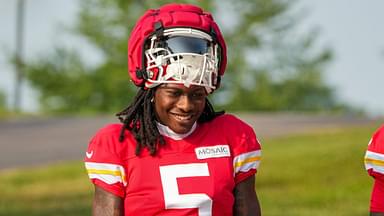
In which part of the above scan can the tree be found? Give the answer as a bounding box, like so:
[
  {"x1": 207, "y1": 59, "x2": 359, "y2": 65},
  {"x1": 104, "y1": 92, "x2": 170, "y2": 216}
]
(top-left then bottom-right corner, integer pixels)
[
  {"x1": 212, "y1": 0, "x2": 342, "y2": 112},
  {"x1": 0, "y1": 91, "x2": 7, "y2": 114},
  {"x1": 24, "y1": 0, "x2": 346, "y2": 114}
]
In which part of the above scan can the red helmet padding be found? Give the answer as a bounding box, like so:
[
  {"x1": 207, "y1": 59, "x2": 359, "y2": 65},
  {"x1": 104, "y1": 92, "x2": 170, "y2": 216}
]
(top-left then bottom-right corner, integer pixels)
[{"x1": 128, "y1": 3, "x2": 227, "y2": 86}]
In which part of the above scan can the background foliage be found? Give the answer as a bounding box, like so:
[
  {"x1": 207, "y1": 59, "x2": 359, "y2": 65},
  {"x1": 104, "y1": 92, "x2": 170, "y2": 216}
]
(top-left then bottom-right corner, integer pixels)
[
  {"x1": 24, "y1": 0, "x2": 348, "y2": 114},
  {"x1": 0, "y1": 91, "x2": 7, "y2": 114}
]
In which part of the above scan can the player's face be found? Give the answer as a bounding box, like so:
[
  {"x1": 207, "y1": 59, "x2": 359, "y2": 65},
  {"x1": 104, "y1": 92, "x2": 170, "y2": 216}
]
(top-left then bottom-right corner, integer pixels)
[{"x1": 154, "y1": 84, "x2": 207, "y2": 134}]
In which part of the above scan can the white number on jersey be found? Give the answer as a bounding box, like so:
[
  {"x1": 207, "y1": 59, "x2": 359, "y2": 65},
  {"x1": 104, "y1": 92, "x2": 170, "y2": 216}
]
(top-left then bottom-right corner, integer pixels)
[{"x1": 159, "y1": 163, "x2": 212, "y2": 216}]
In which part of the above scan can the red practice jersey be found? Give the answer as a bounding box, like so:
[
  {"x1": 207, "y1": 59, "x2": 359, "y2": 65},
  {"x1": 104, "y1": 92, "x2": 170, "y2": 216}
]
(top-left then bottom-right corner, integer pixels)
[
  {"x1": 365, "y1": 125, "x2": 384, "y2": 212},
  {"x1": 84, "y1": 114, "x2": 261, "y2": 216}
]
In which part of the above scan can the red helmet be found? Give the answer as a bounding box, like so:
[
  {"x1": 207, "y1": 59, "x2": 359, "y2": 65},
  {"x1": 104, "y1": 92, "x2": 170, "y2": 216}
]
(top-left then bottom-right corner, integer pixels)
[{"x1": 128, "y1": 3, "x2": 227, "y2": 92}]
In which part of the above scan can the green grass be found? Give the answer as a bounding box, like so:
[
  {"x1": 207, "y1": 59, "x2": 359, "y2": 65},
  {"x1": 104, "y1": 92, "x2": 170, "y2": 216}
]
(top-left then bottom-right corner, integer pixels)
[
  {"x1": 0, "y1": 125, "x2": 379, "y2": 215},
  {"x1": 0, "y1": 161, "x2": 92, "y2": 216},
  {"x1": 257, "y1": 125, "x2": 378, "y2": 215}
]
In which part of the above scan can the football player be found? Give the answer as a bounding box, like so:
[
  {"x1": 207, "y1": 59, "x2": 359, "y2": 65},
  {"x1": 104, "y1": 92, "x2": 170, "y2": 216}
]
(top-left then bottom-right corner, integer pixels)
[
  {"x1": 85, "y1": 3, "x2": 262, "y2": 216},
  {"x1": 365, "y1": 125, "x2": 384, "y2": 215}
]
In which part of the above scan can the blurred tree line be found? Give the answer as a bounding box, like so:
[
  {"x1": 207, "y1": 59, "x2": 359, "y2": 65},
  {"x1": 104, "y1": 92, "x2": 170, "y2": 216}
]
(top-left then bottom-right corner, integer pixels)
[
  {"x1": 23, "y1": 0, "x2": 350, "y2": 114},
  {"x1": 0, "y1": 91, "x2": 6, "y2": 113}
]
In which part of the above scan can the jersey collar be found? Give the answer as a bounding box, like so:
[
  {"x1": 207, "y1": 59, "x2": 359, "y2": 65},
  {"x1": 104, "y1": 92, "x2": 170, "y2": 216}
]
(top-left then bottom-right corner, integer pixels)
[{"x1": 156, "y1": 121, "x2": 197, "y2": 140}]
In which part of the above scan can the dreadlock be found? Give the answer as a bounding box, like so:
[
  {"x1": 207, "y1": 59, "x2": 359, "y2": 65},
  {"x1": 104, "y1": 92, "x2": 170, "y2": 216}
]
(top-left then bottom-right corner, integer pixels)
[{"x1": 116, "y1": 88, "x2": 224, "y2": 156}]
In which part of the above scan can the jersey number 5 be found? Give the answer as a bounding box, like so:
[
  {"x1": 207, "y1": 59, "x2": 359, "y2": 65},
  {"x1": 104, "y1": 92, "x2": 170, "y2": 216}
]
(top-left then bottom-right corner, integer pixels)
[{"x1": 159, "y1": 163, "x2": 212, "y2": 216}]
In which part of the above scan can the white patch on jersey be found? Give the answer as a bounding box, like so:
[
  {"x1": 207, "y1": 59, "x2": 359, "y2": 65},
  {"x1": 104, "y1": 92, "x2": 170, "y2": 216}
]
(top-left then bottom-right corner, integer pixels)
[
  {"x1": 195, "y1": 145, "x2": 231, "y2": 159},
  {"x1": 86, "y1": 150, "x2": 94, "y2": 159}
]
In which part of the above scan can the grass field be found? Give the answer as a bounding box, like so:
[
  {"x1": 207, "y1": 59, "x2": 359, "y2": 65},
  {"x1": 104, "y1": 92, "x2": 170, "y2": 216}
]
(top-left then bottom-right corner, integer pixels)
[
  {"x1": 257, "y1": 125, "x2": 377, "y2": 215},
  {"x1": 0, "y1": 124, "x2": 379, "y2": 215}
]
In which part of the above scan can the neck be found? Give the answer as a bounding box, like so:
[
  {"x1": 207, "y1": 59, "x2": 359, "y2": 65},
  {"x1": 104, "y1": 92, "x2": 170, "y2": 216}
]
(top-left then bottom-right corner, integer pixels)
[{"x1": 156, "y1": 122, "x2": 197, "y2": 140}]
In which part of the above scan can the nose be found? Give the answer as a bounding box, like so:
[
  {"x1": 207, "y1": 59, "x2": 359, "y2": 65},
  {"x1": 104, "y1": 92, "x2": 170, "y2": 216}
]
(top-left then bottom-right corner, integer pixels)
[{"x1": 176, "y1": 95, "x2": 194, "y2": 112}]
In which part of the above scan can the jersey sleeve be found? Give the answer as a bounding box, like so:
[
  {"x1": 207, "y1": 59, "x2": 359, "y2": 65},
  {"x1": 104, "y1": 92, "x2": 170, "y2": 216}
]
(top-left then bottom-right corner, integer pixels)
[
  {"x1": 84, "y1": 124, "x2": 127, "y2": 198},
  {"x1": 365, "y1": 125, "x2": 384, "y2": 180},
  {"x1": 225, "y1": 115, "x2": 262, "y2": 184},
  {"x1": 365, "y1": 125, "x2": 384, "y2": 212}
]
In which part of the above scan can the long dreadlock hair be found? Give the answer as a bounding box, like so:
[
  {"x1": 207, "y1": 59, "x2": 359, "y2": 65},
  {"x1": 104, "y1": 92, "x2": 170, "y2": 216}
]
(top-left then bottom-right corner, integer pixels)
[{"x1": 116, "y1": 87, "x2": 224, "y2": 156}]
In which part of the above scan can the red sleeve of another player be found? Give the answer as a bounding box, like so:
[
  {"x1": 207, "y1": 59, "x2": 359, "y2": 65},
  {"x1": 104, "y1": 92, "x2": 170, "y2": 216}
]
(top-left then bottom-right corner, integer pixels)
[
  {"x1": 84, "y1": 124, "x2": 127, "y2": 198},
  {"x1": 365, "y1": 125, "x2": 384, "y2": 180},
  {"x1": 370, "y1": 178, "x2": 384, "y2": 212},
  {"x1": 227, "y1": 116, "x2": 262, "y2": 185},
  {"x1": 365, "y1": 125, "x2": 384, "y2": 212}
]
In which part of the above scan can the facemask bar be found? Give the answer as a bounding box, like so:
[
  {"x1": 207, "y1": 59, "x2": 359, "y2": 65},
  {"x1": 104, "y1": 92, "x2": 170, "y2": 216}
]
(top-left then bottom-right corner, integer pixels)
[{"x1": 144, "y1": 28, "x2": 220, "y2": 93}]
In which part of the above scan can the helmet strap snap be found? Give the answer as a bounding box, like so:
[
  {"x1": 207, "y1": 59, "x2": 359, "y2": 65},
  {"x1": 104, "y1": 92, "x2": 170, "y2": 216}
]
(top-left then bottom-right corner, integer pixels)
[{"x1": 154, "y1": 21, "x2": 164, "y2": 38}]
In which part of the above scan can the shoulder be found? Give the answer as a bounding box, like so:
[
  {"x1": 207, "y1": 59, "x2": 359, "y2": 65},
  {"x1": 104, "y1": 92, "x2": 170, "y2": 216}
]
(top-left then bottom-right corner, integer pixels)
[
  {"x1": 373, "y1": 125, "x2": 384, "y2": 142},
  {"x1": 367, "y1": 125, "x2": 384, "y2": 154},
  {"x1": 90, "y1": 124, "x2": 123, "y2": 146},
  {"x1": 208, "y1": 113, "x2": 260, "y2": 149},
  {"x1": 211, "y1": 113, "x2": 253, "y2": 129},
  {"x1": 89, "y1": 123, "x2": 123, "y2": 147},
  {"x1": 213, "y1": 115, "x2": 261, "y2": 183},
  {"x1": 91, "y1": 123, "x2": 136, "y2": 142},
  {"x1": 93, "y1": 123, "x2": 124, "y2": 137},
  {"x1": 84, "y1": 124, "x2": 129, "y2": 197},
  {"x1": 209, "y1": 114, "x2": 256, "y2": 138},
  {"x1": 89, "y1": 123, "x2": 135, "y2": 156},
  {"x1": 213, "y1": 113, "x2": 244, "y2": 122}
]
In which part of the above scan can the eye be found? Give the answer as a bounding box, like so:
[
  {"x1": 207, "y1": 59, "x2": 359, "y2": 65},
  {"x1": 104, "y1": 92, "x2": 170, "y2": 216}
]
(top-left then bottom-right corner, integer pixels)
[
  {"x1": 166, "y1": 90, "x2": 182, "y2": 97},
  {"x1": 190, "y1": 91, "x2": 206, "y2": 100}
]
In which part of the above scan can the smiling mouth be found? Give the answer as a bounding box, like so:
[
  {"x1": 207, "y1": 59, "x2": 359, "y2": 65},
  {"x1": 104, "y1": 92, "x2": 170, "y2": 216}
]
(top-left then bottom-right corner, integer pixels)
[{"x1": 171, "y1": 113, "x2": 194, "y2": 122}]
